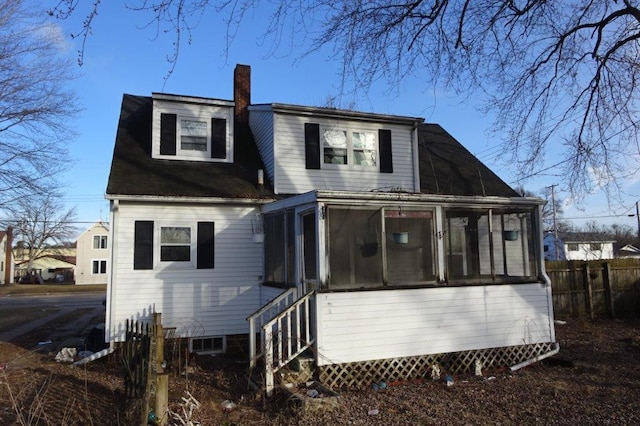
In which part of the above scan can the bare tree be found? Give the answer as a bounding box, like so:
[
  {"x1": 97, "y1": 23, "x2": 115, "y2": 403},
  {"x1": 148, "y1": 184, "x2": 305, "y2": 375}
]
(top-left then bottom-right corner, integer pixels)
[
  {"x1": 52, "y1": 1, "x2": 639, "y2": 200},
  {"x1": 0, "y1": 1, "x2": 77, "y2": 209},
  {"x1": 515, "y1": 186, "x2": 569, "y2": 232},
  {"x1": 2, "y1": 193, "x2": 78, "y2": 282}
]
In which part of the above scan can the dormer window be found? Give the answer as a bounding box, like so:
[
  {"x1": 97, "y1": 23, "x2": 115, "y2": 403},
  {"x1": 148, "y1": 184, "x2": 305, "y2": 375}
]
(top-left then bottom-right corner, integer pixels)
[
  {"x1": 180, "y1": 119, "x2": 208, "y2": 151},
  {"x1": 322, "y1": 127, "x2": 377, "y2": 168},
  {"x1": 305, "y1": 122, "x2": 393, "y2": 173},
  {"x1": 153, "y1": 94, "x2": 233, "y2": 162}
]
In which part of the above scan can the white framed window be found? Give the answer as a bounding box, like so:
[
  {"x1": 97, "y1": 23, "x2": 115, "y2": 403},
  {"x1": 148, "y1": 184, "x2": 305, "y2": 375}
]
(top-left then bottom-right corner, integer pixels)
[
  {"x1": 160, "y1": 226, "x2": 192, "y2": 262},
  {"x1": 93, "y1": 235, "x2": 107, "y2": 249},
  {"x1": 190, "y1": 336, "x2": 225, "y2": 354},
  {"x1": 322, "y1": 127, "x2": 377, "y2": 168},
  {"x1": 92, "y1": 260, "x2": 107, "y2": 274},
  {"x1": 179, "y1": 119, "x2": 208, "y2": 152},
  {"x1": 567, "y1": 243, "x2": 579, "y2": 251}
]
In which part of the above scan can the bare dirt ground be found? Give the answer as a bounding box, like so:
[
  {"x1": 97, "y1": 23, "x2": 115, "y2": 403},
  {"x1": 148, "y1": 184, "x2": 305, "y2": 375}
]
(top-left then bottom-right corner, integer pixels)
[{"x1": 1, "y1": 314, "x2": 640, "y2": 425}]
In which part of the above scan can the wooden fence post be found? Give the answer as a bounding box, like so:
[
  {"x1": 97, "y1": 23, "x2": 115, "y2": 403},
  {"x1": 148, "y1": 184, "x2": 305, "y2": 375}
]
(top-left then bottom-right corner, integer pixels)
[
  {"x1": 602, "y1": 262, "x2": 615, "y2": 319},
  {"x1": 583, "y1": 263, "x2": 594, "y2": 320},
  {"x1": 154, "y1": 313, "x2": 168, "y2": 426}
]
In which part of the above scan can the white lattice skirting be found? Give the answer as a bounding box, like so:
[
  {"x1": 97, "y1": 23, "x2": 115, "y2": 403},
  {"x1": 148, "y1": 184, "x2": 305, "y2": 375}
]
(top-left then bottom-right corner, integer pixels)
[{"x1": 318, "y1": 342, "x2": 556, "y2": 389}]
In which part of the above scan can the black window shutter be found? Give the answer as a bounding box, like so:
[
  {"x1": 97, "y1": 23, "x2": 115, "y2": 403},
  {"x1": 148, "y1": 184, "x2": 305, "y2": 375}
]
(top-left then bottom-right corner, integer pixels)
[
  {"x1": 134, "y1": 221, "x2": 154, "y2": 270},
  {"x1": 304, "y1": 123, "x2": 321, "y2": 169},
  {"x1": 160, "y1": 113, "x2": 177, "y2": 155},
  {"x1": 379, "y1": 129, "x2": 393, "y2": 173},
  {"x1": 197, "y1": 222, "x2": 215, "y2": 269},
  {"x1": 211, "y1": 118, "x2": 226, "y2": 159}
]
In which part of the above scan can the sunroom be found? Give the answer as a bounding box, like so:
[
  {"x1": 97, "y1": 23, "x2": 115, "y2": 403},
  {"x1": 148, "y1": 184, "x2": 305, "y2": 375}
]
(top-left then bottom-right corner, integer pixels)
[{"x1": 250, "y1": 190, "x2": 557, "y2": 393}]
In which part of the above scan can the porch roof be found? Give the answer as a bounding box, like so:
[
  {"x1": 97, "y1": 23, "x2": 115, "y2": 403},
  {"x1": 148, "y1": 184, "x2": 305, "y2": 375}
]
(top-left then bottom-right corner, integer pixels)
[{"x1": 262, "y1": 189, "x2": 543, "y2": 213}]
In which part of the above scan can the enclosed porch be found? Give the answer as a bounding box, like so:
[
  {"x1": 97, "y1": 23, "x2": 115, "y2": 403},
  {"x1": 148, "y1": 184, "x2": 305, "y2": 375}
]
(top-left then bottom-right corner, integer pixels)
[{"x1": 248, "y1": 191, "x2": 557, "y2": 394}]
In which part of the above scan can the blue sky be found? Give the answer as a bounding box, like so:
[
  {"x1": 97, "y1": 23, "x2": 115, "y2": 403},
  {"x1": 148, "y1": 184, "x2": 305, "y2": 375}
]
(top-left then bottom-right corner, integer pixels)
[{"x1": 47, "y1": 2, "x2": 640, "y2": 237}]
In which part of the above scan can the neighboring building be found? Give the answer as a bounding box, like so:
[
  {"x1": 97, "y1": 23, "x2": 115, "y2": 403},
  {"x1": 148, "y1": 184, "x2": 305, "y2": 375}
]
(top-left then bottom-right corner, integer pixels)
[
  {"x1": 543, "y1": 233, "x2": 566, "y2": 261},
  {"x1": 13, "y1": 245, "x2": 76, "y2": 283},
  {"x1": 618, "y1": 244, "x2": 640, "y2": 258},
  {"x1": 0, "y1": 229, "x2": 14, "y2": 285},
  {"x1": 15, "y1": 256, "x2": 75, "y2": 283},
  {"x1": 563, "y1": 236, "x2": 615, "y2": 261},
  {"x1": 75, "y1": 221, "x2": 110, "y2": 285},
  {"x1": 105, "y1": 65, "x2": 557, "y2": 392}
]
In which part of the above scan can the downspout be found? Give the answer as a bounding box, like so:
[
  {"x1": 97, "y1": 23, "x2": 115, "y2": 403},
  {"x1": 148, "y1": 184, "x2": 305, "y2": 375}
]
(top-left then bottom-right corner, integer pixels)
[
  {"x1": 510, "y1": 342, "x2": 560, "y2": 372},
  {"x1": 411, "y1": 123, "x2": 420, "y2": 192},
  {"x1": 106, "y1": 199, "x2": 118, "y2": 350}
]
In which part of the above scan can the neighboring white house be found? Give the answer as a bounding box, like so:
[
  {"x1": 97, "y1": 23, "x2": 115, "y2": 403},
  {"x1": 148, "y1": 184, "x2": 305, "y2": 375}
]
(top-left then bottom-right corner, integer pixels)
[
  {"x1": 0, "y1": 229, "x2": 14, "y2": 285},
  {"x1": 75, "y1": 221, "x2": 110, "y2": 285},
  {"x1": 105, "y1": 65, "x2": 557, "y2": 392},
  {"x1": 563, "y1": 236, "x2": 615, "y2": 261}
]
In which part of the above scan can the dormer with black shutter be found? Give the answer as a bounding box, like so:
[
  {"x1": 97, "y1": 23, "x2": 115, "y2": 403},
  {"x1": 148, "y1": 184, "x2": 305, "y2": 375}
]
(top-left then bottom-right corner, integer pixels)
[
  {"x1": 152, "y1": 93, "x2": 234, "y2": 163},
  {"x1": 249, "y1": 103, "x2": 424, "y2": 195}
]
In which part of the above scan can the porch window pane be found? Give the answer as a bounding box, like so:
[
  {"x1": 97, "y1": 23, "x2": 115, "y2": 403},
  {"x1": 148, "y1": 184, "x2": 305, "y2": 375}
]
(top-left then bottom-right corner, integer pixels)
[
  {"x1": 264, "y1": 213, "x2": 285, "y2": 284},
  {"x1": 328, "y1": 207, "x2": 383, "y2": 289},
  {"x1": 446, "y1": 208, "x2": 538, "y2": 283},
  {"x1": 385, "y1": 211, "x2": 435, "y2": 284}
]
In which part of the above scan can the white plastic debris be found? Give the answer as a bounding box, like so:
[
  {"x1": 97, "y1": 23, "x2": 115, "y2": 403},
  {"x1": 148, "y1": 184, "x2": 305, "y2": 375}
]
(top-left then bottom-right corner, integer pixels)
[
  {"x1": 474, "y1": 359, "x2": 483, "y2": 376},
  {"x1": 430, "y1": 363, "x2": 441, "y2": 381},
  {"x1": 55, "y1": 347, "x2": 77, "y2": 363},
  {"x1": 220, "y1": 400, "x2": 236, "y2": 412},
  {"x1": 368, "y1": 409, "x2": 379, "y2": 416}
]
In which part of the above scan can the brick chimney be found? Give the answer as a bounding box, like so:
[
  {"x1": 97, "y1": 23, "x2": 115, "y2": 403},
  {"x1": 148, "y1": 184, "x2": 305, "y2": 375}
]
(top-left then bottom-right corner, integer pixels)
[{"x1": 234, "y1": 64, "x2": 251, "y2": 130}]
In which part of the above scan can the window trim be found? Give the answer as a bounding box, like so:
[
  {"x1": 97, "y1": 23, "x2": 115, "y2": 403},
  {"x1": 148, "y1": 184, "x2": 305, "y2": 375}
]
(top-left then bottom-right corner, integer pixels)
[
  {"x1": 321, "y1": 125, "x2": 378, "y2": 170},
  {"x1": 158, "y1": 225, "x2": 195, "y2": 268},
  {"x1": 92, "y1": 259, "x2": 107, "y2": 275},
  {"x1": 93, "y1": 235, "x2": 108, "y2": 250},
  {"x1": 134, "y1": 220, "x2": 215, "y2": 271}
]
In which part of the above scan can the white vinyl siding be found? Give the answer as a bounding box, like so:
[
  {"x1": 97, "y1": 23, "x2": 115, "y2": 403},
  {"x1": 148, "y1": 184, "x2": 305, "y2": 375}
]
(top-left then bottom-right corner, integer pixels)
[
  {"x1": 248, "y1": 108, "x2": 275, "y2": 183},
  {"x1": 315, "y1": 284, "x2": 554, "y2": 366},
  {"x1": 107, "y1": 201, "x2": 263, "y2": 342},
  {"x1": 151, "y1": 96, "x2": 234, "y2": 163},
  {"x1": 251, "y1": 111, "x2": 416, "y2": 194}
]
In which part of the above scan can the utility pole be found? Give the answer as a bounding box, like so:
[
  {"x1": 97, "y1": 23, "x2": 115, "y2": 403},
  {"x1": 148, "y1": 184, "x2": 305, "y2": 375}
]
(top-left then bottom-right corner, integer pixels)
[{"x1": 548, "y1": 184, "x2": 559, "y2": 260}]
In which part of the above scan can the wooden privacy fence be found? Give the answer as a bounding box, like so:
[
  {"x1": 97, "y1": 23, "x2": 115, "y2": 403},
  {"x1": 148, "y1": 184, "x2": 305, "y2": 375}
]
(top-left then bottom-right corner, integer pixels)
[{"x1": 546, "y1": 258, "x2": 640, "y2": 319}]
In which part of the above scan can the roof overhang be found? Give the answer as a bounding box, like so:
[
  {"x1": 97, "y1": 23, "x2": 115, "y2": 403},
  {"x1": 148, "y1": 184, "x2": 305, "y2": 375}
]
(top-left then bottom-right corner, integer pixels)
[
  {"x1": 262, "y1": 190, "x2": 544, "y2": 214},
  {"x1": 249, "y1": 103, "x2": 424, "y2": 126},
  {"x1": 106, "y1": 194, "x2": 274, "y2": 206}
]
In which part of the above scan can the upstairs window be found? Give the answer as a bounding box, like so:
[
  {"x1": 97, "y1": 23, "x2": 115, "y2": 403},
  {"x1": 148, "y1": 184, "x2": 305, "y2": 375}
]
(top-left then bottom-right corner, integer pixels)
[
  {"x1": 305, "y1": 123, "x2": 392, "y2": 172},
  {"x1": 160, "y1": 113, "x2": 227, "y2": 160},
  {"x1": 322, "y1": 128, "x2": 377, "y2": 167},
  {"x1": 93, "y1": 235, "x2": 107, "y2": 249},
  {"x1": 180, "y1": 119, "x2": 208, "y2": 151}
]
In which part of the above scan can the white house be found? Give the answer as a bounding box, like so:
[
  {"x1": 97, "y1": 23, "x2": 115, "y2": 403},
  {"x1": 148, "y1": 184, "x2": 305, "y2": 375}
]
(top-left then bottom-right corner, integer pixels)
[
  {"x1": 105, "y1": 65, "x2": 557, "y2": 393},
  {"x1": 75, "y1": 221, "x2": 110, "y2": 285},
  {"x1": 543, "y1": 232, "x2": 618, "y2": 261},
  {"x1": 0, "y1": 229, "x2": 14, "y2": 285}
]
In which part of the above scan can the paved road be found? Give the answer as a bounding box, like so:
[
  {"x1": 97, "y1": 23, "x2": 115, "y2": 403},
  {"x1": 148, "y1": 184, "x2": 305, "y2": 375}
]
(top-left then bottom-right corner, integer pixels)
[
  {"x1": 0, "y1": 292, "x2": 107, "y2": 345},
  {"x1": 0, "y1": 292, "x2": 105, "y2": 310}
]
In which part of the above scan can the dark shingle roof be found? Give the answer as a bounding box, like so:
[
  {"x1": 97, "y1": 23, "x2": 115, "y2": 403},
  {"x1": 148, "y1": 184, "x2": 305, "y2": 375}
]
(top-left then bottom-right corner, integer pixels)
[
  {"x1": 106, "y1": 94, "x2": 270, "y2": 199},
  {"x1": 417, "y1": 124, "x2": 519, "y2": 197}
]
